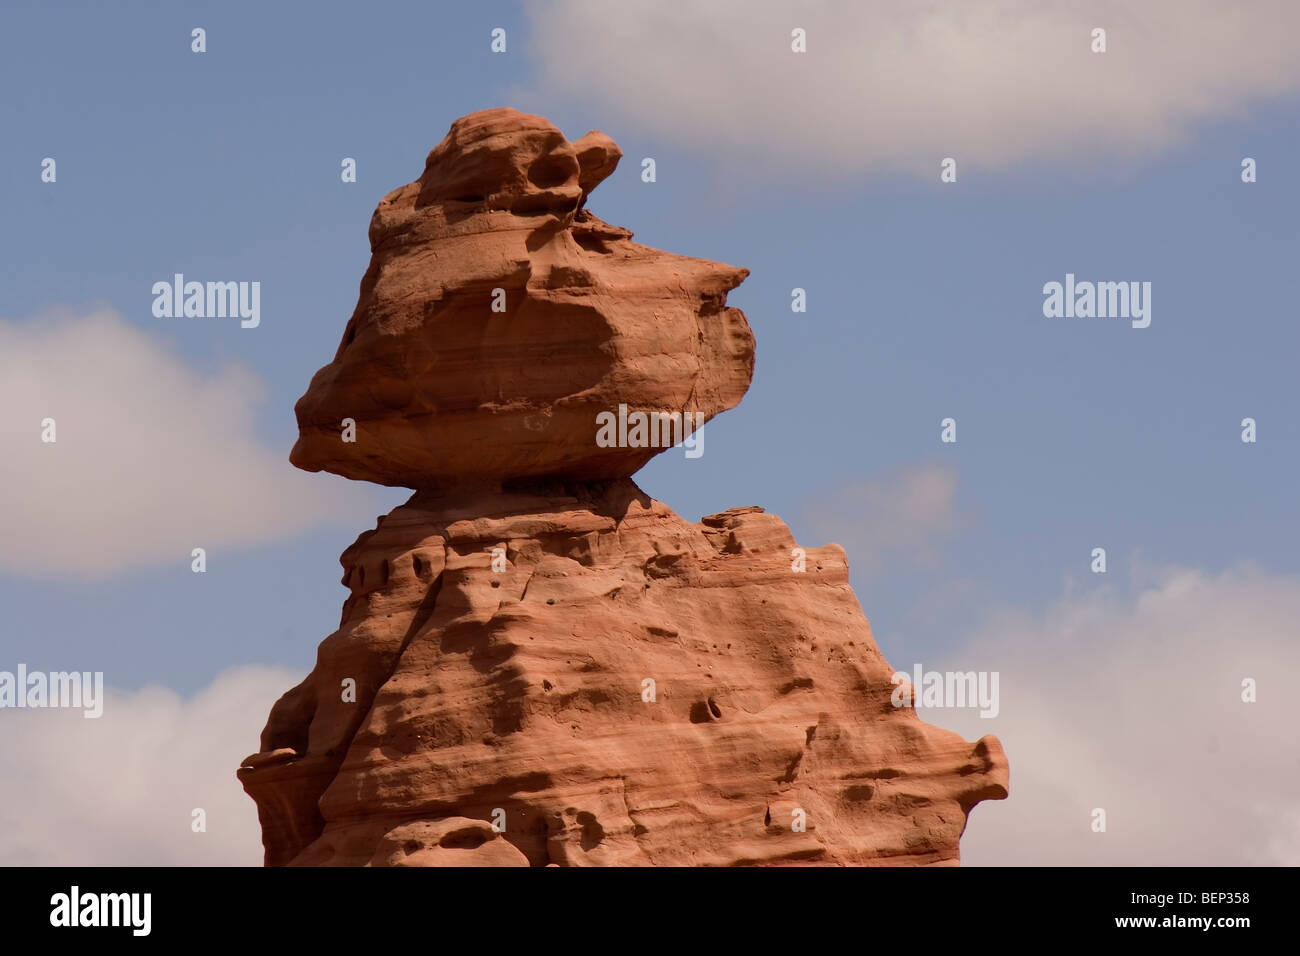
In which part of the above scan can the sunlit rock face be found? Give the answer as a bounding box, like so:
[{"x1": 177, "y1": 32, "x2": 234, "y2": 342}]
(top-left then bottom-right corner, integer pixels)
[
  {"x1": 288, "y1": 108, "x2": 753, "y2": 491},
  {"x1": 240, "y1": 108, "x2": 1007, "y2": 868}
]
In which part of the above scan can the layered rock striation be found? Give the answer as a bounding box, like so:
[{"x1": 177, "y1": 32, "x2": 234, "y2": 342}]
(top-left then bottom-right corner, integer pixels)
[
  {"x1": 240, "y1": 108, "x2": 1008, "y2": 866},
  {"x1": 289, "y1": 109, "x2": 752, "y2": 490}
]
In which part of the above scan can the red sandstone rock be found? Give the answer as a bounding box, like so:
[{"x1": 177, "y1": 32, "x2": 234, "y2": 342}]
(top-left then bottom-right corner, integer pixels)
[
  {"x1": 240, "y1": 109, "x2": 1007, "y2": 867},
  {"x1": 289, "y1": 108, "x2": 753, "y2": 490}
]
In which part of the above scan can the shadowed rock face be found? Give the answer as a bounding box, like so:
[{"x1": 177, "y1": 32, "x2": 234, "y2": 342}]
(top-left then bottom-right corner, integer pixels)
[{"x1": 241, "y1": 108, "x2": 1007, "y2": 867}]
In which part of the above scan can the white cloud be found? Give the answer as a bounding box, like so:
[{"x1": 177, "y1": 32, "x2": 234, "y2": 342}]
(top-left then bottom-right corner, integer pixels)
[
  {"x1": 0, "y1": 308, "x2": 381, "y2": 577},
  {"x1": 933, "y1": 565, "x2": 1300, "y2": 865},
  {"x1": 803, "y1": 463, "x2": 961, "y2": 572},
  {"x1": 0, "y1": 665, "x2": 297, "y2": 865},
  {"x1": 525, "y1": 0, "x2": 1300, "y2": 176}
]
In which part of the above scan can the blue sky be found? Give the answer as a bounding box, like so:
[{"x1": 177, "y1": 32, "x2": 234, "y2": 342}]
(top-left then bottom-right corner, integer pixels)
[{"x1": 1, "y1": 1, "x2": 1297, "y2": 865}]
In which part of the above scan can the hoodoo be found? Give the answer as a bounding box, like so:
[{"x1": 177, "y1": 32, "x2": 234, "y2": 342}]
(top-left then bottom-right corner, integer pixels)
[{"x1": 239, "y1": 108, "x2": 1008, "y2": 866}]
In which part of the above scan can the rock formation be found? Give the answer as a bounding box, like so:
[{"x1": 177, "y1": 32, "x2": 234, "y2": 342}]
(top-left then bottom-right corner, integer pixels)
[{"x1": 239, "y1": 108, "x2": 1008, "y2": 866}]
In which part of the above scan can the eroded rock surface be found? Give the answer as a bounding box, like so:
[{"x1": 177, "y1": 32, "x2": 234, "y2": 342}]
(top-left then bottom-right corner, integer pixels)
[
  {"x1": 289, "y1": 108, "x2": 753, "y2": 490},
  {"x1": 241, "y1": 109, "x2": 1007, "y2": 867}
]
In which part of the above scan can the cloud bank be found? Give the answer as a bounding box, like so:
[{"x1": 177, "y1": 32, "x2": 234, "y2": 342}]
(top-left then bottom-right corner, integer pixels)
[
  {"x1": 526, "y1": 0, "x2": 1300, "y2": 177},
  {"x1": 0, "y1": 665, "x2": 297, "y2": 866},
  {"x1": 935, "y1": 565, "x2": 1300, "y2": 865},
  {"x1": 0, "y1": 309, "x2": 377, "y2": 577}
]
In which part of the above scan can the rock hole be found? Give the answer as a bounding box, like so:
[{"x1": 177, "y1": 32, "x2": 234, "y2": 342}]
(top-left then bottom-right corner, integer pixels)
[
  {"x1": 707, "y1": 698, "x2": 722, "y2": 719},
  {"x1": 511, "y1": 191, "x2": 579, "y2": 217},
  {"x1": 527, "y1": 155, "x2": 574, "y2": 189},
  {"x1": 511, "y1": 813, "x2": 554, "y2": 868},
  {"x1": 439, "y1": 826, "x2": 488, "y2": 851},
  {"x1": 764, "y1": 807, "x2": 771, "y2": 826},
  {"x1": 574, "y1": 231, "x2": 610, "y2": 254},
  {"x1": 778, "y1": 677, "x2": 814, "y2": 695},
  {"x1": 575, "y1": 811, "x2": 605, "y2": 851}
]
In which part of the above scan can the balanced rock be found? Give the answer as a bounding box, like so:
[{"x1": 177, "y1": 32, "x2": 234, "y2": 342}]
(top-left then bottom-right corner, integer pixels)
[
  {"x1": 289, "y1": 108, "x2": 753, "y2": 490},
  {"x1": 240, "y1": 109, "x2": 1008, "y2": 867}
]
